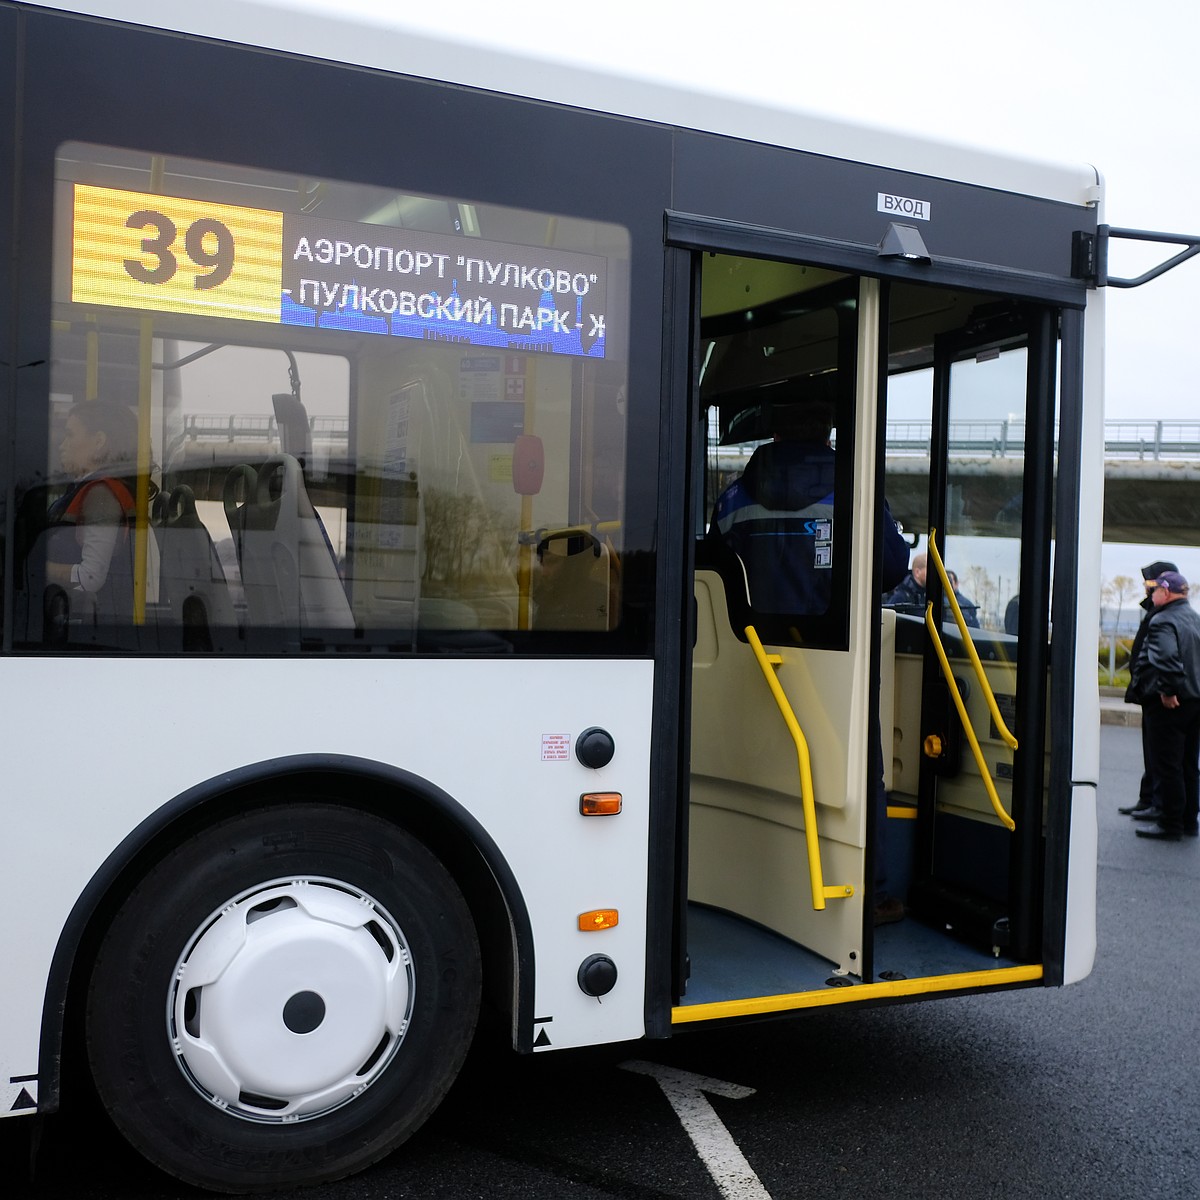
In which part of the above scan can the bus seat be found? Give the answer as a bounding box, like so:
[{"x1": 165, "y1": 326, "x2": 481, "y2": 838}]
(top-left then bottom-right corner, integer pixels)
[
  {"x1": 156, "y1": 485, "x2": 240, "y2": 650},
  {"x1": 531, "y1": 528, "x2": 612, "y2": 631},
  {"x1": 223, "y1": 455, "x2": 355, "y2": 632}
]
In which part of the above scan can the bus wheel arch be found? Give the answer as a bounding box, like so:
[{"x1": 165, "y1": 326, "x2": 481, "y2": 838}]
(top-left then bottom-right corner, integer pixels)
[{"x1": 46, "y1": 760, "x2": 532, "y2": 1155}]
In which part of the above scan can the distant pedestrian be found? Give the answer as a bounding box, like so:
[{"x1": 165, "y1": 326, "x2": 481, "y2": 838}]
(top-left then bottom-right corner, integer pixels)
[
  {"x1": 1119, "y1": 559, "x2": 1178, "y2": 818},
  {"x1": 1004, "y1": 594, "x2": 1020, "y2": 636},
  {"x1": 946, "y1": 570, "x2": 980, "y2": 628},
  {"x1": 1130, "y1": 571, "x2": 1200, "y2": 841}
]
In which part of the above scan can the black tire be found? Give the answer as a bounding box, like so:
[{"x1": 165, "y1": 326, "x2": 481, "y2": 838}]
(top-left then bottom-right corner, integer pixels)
[{"x1": 86, "y1": 803, "x2": 481, "y2": 1193}]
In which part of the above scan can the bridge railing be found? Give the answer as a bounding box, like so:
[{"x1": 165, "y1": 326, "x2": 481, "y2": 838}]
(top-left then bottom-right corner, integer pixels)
[
  {"x1": 177, "y1": 414, "x2": 1200, "y2": 463},
  {"x1": 885, "y1": 418, "x2": 1200, "y2": 461},
  {"x1": 180, "y1": 414, "x2": 351, "y2": 443}
]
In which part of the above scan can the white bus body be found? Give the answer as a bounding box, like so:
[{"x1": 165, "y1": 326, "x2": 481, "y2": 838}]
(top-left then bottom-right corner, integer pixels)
[{"x1": 0, "y1": 1, "x2": 1113, "y2": 1189}]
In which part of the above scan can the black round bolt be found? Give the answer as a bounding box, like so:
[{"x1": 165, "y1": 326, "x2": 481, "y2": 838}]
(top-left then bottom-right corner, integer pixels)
[
  {"x1": 577, "y1": 954, "x2": 618, "y2": 997},
  {"x1": 575, "y1": 727, "x2": 615, "y2": 769}
]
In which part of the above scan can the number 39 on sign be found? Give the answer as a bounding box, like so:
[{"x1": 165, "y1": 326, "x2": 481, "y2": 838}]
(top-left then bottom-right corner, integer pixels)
[{"x1": 71, "y1": 184, "x2": 286, "y2": 324}]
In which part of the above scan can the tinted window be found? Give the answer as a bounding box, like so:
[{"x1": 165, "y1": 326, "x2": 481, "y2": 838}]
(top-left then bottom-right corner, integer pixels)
[{"x1": 15, "y1": 144, "x2": 631, "y2": 652}]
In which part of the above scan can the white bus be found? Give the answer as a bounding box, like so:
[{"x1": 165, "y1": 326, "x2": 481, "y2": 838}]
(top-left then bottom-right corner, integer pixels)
[{"x1": 3, "y1": 1, "x2": 1191, "y2": 1191}]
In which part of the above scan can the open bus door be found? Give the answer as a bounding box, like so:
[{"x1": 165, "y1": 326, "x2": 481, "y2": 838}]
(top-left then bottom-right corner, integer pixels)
[
  {"x1": 675, "y1": 253, "x2": 1059, "y2": 1021},
  {"x1": 683, "y1": 263, "x2": 877, "y2": 1015}
]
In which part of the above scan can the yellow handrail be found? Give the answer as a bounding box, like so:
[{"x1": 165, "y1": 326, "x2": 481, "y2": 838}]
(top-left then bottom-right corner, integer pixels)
[
  {"x1": 744, "y1": 625, "x2": 854, "y2": 909},
  {"x1": 923, "y1": 533, "x2": 1016, "y2": 831},
  {"x1": 923, "y1": 610, "x2": 1016, "y2": 831},
  {"x1": 927, "y1": 533, "x2": 1018, "y2": 750}
]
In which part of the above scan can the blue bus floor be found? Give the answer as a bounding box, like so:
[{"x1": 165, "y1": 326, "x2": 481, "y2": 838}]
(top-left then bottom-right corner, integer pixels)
[{"x1": 679, "y1": 903, "x2": 1022, "y2": 1006}]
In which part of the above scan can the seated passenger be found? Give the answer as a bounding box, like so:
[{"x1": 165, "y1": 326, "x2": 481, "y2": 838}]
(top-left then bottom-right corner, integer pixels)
[
  {"x1": 711, "y1": 401, "x2": 906, "y2": 612},
  {"x1": 44, "y1": 400, "x2": 148, "y2": 623},
  {"x1": 711, "y1": 397, "x2": 908, "y2": 925}
]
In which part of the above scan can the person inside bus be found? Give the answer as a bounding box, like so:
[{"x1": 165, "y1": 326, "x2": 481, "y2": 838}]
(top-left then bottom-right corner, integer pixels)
[
  {"x1": 709, "y1": 399, "x2": 910, "y2": 923},
  {"x1": 710, "y1": 401, "x2": 908, "y2": 612},
  {"x1": 43, "y1": 399, "x2": 148, "y2": 623},
  {"x1": 709, "y1": 400, "x2": 839, "y2": 614}
]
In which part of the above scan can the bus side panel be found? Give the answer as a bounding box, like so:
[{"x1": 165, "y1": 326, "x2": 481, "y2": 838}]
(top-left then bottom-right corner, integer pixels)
[
  {"x1": 0, "y1": 657, "x2": 655, "y2": 1104},
  {"x1": 0, "y1": 2, "x2": 26, "y2": 1119},
  {"x1": 1062, "y1": 782, "x2": 1098, "y2": 984},
  {"x1": 1059, "y1": 298, "x2": 1105, "y2": 985}
]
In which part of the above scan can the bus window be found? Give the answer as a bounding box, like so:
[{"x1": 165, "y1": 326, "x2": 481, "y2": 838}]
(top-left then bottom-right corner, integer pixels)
[{"x1": 18, "y1": 143, "x2": 631, "y2": 652}]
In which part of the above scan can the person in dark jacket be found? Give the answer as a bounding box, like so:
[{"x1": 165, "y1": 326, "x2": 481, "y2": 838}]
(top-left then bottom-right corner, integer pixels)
[
  {"x1": 946, "y1": 570, "x2": 980, "y2": 628},
  {"x1": 1131, "y1": 570, "x2": 1200, "y2": 841},
  {"x1": 712, "y1": 399, "x2": 910, "y2": 922},
  {"x1": 1119, "y1": 559, "x2": 1178, "y2": 818},
  {"x1": 884, "y1": 555, "x2": 981, "y2": 628},
  {"x1": 883, "y1": 552, "x2": 926, "y2": 612},
  {"x1": 711, "y1": 402, "x2": 907, "y2": 613}
]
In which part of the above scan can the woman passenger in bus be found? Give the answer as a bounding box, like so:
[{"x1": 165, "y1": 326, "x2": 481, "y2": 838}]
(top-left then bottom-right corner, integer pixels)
[{"x1": 43, "y1": 400, "x2": 149, "y2": 624}]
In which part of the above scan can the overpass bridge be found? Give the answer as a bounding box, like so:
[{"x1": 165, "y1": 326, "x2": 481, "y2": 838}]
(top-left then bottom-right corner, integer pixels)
[
  {"x1": 178, "y1": 412, "x2": 1200, "y2": 548},
  {"x1": 882, "y1": 418, "x2": 1200, "y2": 548}
]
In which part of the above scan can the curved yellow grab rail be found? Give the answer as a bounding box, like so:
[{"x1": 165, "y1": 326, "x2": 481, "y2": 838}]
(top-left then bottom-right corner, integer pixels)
[
  {"x1": 923, "y1": 610, "x2": 1015, "y2": 831},
  {"x1": 927, "y1": 533, "x2": 1018, "y2": 750},
  {"x1": 922, "y1": 538, "x2": 1016, "y2": 832},
  {"x1": 744, "y1": 625, "x2": 855, "y2": 910}
]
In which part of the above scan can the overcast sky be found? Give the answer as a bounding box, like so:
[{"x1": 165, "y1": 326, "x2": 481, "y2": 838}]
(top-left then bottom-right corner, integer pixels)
[
  {"x1": 346, "y1": 0, "x2": 1199, "y2": 424},
  {"x1": 353, "y1": 0, "x2": 1199, "y2": 594}
]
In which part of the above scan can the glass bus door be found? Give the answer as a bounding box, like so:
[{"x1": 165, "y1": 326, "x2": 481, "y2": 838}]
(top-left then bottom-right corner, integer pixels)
[{"x1": 885, "y1": 290, "x2": 1057, "y2": 965}]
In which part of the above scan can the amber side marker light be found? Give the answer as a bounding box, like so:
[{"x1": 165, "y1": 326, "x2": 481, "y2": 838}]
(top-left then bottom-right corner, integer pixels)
[
  {"x1": 578, "y1": 909, "x2": 619, "y2": 931},
  {"x1": 580, "y1": 792, "x2": 622, "y2": 815}
]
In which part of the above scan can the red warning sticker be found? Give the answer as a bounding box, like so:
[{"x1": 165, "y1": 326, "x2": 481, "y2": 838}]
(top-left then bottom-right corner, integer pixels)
[{"x1": 541, "y1": 733, "x2": 571, "y2": 761}]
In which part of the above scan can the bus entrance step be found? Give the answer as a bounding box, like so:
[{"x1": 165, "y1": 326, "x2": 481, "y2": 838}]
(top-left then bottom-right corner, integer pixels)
[{"x1": 906, "y1": 876, "x2": 1010, "y2": 956}]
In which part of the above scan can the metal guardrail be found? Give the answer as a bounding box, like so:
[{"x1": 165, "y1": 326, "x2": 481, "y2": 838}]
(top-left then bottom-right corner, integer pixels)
[
  {"x1": 181, "y1": 415, "x2": 350, "y2": 442},
  {"x1": 186, "y1": 414, "x2": 1200, "y2": 463},
  {"x1": 885, "y1": 418, "x2": 1200, "y2": 461}
]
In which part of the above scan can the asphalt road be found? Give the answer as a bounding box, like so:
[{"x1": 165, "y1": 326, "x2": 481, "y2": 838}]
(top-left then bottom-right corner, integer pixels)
[{"x1": 5, "y1": 723, "x2": 1198, "y2": 1199}]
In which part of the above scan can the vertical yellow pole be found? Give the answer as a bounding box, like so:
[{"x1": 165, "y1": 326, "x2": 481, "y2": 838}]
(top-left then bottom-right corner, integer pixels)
[
  {"x1": 516, "y1": 217, "x2": 558, "y2": 632},
  {"x1": 85, "y1": 317, "x2": 99, "y2": 401},
  {"x1": 518, "y1": 497, "x2": 533, "y2": 629},
  {"x1": 516, "y1": 357, "x2": 536, "y2": 630},
  {"x1": 131, "y1": 155, "x2": 166, "y2": 626},
  {"x1": 133, "y1": 318, "x2": 153, "y2": 625}
]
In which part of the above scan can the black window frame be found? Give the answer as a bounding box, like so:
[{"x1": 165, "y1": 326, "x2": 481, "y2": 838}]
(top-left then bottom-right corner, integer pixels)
[{"x1": 7, "y1": 6, "x2": 673, "y2": 658}]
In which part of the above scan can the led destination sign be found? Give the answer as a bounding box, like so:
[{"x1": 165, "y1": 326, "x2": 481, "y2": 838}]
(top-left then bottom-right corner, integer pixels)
[{"x1": 71, "y1": 184, "x2": 610, "y2": 358}]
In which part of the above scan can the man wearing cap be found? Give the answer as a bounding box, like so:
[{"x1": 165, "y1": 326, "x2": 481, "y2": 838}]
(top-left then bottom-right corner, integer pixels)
[
  {"x1": 1134, "y1": 570, "x2": 1200, "y2": 841},
  {"x1": 1119, "y1": 559, "x2": 1179, "y2": 818}
]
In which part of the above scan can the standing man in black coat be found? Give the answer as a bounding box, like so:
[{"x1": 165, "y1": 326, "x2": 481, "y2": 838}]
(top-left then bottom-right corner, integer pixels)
[
  {"x1": 1132, "y1": 570, "x2": 1200, "y2": 841},
  {"x1": 1119, "y1": 559, "x2": 1178, "y2": 818}
]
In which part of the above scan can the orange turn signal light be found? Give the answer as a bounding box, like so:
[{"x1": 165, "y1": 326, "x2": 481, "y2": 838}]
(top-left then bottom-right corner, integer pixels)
[
  {"x1": 578, "y1": 909, "x2": 619, "y2": 931},
  {"x1": 580, "y1": 792, "x2": 622, "y2": 816}
]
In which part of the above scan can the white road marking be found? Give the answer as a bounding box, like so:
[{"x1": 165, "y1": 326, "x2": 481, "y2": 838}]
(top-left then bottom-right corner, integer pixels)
[{"x1": 620, "y1": 1060, "x2": 772, "y2": 1200}]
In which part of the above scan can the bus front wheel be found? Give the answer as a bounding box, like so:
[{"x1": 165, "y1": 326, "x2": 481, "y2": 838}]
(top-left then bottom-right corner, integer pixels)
[{"x1": 85, "y1": 803, "x2": 481, "y2": 1193}]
